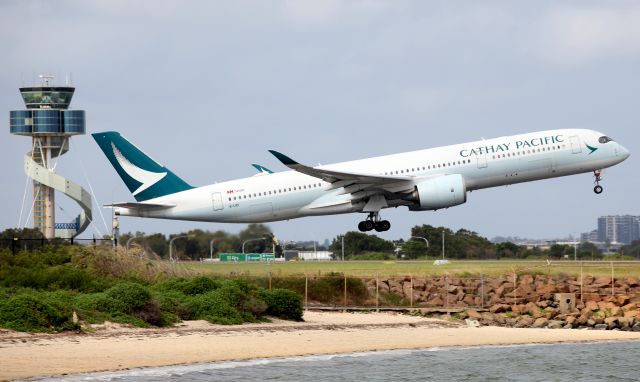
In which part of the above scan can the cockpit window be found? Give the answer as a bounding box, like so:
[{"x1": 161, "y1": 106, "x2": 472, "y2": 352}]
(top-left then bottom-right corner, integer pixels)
[{"x1": 598, "y1": 136, "x2": 613, "y2": 144}]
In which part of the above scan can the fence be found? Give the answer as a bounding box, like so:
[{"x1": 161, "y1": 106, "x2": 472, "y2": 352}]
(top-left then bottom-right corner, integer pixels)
[
  {"x1": 1, "y1": 237, "x2": 116, "y2": 254},
  {"x1": 233, "y1": 264, "x2": 640, "y2": 311}
]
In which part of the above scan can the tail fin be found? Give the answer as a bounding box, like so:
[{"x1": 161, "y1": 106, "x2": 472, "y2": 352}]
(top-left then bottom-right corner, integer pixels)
[{"x1": 92, "y1": 131, "x2": 193, "y2": 202}]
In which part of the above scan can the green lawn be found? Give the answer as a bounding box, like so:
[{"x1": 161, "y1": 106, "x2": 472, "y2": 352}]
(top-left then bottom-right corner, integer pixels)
[{"x1": 181, "y1": 260, "x2": 640, "y2": 278}]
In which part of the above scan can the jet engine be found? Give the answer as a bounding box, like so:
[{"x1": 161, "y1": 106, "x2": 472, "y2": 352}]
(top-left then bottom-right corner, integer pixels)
[{"x1": 406, "y1": 174, "x2": 467, "y2": 211}]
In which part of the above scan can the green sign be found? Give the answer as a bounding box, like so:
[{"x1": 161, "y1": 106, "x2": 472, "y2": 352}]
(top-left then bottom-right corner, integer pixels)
[{"x1": 219, "y1": 253, "x2": 275, "y2": 262}]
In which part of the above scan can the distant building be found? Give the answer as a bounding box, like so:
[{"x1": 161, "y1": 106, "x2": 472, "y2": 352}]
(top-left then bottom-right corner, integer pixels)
[
  {"x1": 580, "y1": 230, "x2": 598, "y2": 243},
  {"x1": 595, "y1": 215, "x2": 640, "y2": 245}
]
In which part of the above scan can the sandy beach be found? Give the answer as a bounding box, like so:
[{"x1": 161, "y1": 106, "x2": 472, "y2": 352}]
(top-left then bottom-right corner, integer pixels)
[{"x1": 1, "y1": 311, "x2": 640, "y2": 381}]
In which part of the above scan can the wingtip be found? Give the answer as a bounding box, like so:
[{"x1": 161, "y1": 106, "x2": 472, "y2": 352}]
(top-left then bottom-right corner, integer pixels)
[{"x1": 268, "y1": 150, "x2": 298, "y2": 166}]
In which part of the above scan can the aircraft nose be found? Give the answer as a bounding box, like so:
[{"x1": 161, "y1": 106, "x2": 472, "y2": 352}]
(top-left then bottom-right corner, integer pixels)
[{"x1": 617, "y1": 143, "x2": 630, "y2": 160}]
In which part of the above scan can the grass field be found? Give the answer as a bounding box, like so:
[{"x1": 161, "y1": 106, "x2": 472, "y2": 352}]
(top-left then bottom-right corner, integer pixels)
[{"x1": 182, "y1": 260, "x2": 640, "y2": 278}]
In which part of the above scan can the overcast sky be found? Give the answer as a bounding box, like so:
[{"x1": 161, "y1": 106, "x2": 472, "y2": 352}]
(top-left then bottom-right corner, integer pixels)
[{"x1": 1, "y1": 0, "x2": 638, "y2": 243}]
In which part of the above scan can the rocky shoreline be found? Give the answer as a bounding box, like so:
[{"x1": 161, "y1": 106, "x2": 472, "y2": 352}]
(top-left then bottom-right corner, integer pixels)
[{"x1": 364, "y1": 274, "x2": 640, "y2": 331}]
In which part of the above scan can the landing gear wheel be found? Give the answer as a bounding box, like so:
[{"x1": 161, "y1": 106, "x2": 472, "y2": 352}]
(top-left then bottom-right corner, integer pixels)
[
  {"x1": 593, "y1": 170, "x2": 603, "y2": 194},
  {"x1": 358, "y1": 212, "x2": 389, "y2": 232},
  {"x1": 374, "y1": 220, "x2": 391, "y2": 232}
]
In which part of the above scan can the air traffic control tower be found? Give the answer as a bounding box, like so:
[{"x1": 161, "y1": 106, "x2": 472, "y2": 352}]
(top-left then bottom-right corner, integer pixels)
[{"x1": 10, "y1": 75, "x2": 92, "y2": 239}]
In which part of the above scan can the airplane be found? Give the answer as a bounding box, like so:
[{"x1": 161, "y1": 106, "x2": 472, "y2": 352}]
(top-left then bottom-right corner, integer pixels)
[{"x1": 92, "y1": 129, "x2": 630, "y2": 232}]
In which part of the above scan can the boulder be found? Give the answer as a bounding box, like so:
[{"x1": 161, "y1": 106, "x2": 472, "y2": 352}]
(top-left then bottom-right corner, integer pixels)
[
  {"x1": 388, "y1": 279, "x2": 403, "y2": 295},
  {"x1": 467, "y1": 310, "x2": 483, "y2": 320},
  {"x1": 632, "y1": 323, "x2": 640, "y2": 332},
  {"x1": 489, "y1": 304, "x2": 510, "y2": 314},
  {"x1": 413, "y1": 279, "x2": 426, "y2": 290},
  {"x1": 623, "y1": 310, "x2": 639, "y2": 319},
  {"x1": 604, "y1": 316, "x2": 619, "y2": 329},
  {"x1": 584, "y1": 301, "x2": 598, "y2": 312},
  {"x1": 617, "y1": 295, "x2": 631, "y2": 306},
  {"x1": 575, "y1": 314, "x2": 590, "y2": 326},
  {"x1": 426, "y1": 296, "x2": 444, "y2": 307},
  {"x1": 548, "y1": 320, "x2": 564, "y2": 329},
  {"x1": 533, "y1": 317, "x2": 548, "y2": 328},
  {"x1": 565, "y1": 316, "x2": 577, "y2": 326},
  {"x1": 587, "y1": 319, "x2": 597, "y2": 327},
  {"x1": 536, "y1": 284, "x2": 557, "y2": 294},
  {"x1": 563, "y1": 323, "x2": 573, "y2": 329},
  {"x1": 511, "y1": 304, "x2": 527, "y2": 315},
  {"x1": 594, "y1": 324, "x2": 608, "y2": 330},
  {"x1": 515, "y1": 316, "x2": 534, "y2": 328}
]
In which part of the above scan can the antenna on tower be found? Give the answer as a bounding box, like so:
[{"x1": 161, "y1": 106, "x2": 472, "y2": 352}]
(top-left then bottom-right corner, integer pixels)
[{"x1": 39, "y1": 74, "x2": 55, "y2": 86}]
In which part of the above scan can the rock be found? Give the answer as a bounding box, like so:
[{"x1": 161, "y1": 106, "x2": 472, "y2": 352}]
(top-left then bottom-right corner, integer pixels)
[
  {"x1": 565, "y1": 316, "x2": 577, "y2": 326},
  {"x1": 594, "y1": 324, "x2": 609, "y2": 330},
  {"x1": 617, "y1": 295, "x2": 631, "y2": 306},
  {"x1": 467, "y1": 310, "x2": 483, "y2": 320},
  {"x1": 584, "y1": 300, "x2": 598, "y2": 312},
  {"x1": 533, "y1": 317, "x2": 549, "y2": 328},
  {"x1": 548, "y1": 320, "x2": 564, "y2": 329},
  {"x1": 587, "y1": 319, "x2": 596, "y2": 327},
  {"x1": 583, "y1": 293, "x2": 601, "y2": 302},
  {"x1": 536, "y1": 300, "x2": 550, "y2": 308},
  {"x1": 388, "y1": 279, "x2": 403, "y2": 294},
  {"x1": 576, "y1": 314, "x2": 590, "y2": 326},
  {"x1": 426, "y1": 296, "x2": 444, "y2": 307},
  {"x1": 515, "y1": 316, "x2": 534, "y2": 328},
  {"x1": 563, "y1": 323, "x2": 573, "y2": 329},
  {"x1": 511, "y1": 304, "x2": 526, "y2": 315},
  {"x1": 632, "y1": 323, "x2": 640, "y2": 332},
  {"x1": 604, "y1": 316, "x2": 619, "y2": 329},
  {"x1": 465, "y1": 319, "x2": 480, "y2": 328},
  {"x1": 618, "y1": 317, "x2": 631, "y2": 329},
  {"x1": 536, "y1": 285, "x2": 558, "y2": 296},
  {"x1": 622, "y1": 303, "x2": 637, "y2": 311},
  {"x1": 489, "y1": 304, "x2": 510, "y2": 314}
]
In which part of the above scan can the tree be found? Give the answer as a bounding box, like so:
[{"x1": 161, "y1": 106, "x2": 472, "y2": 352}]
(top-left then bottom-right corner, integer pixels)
[{"x1": 329, "y1": 231, "x2": 395, "y2": 259}]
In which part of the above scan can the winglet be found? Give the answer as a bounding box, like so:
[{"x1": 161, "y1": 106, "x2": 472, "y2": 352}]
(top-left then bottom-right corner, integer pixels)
[
  {"x1": 251, "y1": 164, "x2": 274, "y2": 174},
  {"x1": 268, "y1": 150, "x2": 299, "y2": 166}
]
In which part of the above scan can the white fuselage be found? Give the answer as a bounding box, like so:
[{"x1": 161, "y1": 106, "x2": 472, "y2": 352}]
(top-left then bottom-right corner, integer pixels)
[{"x1": 116, "y1": 129, "x2": 629, "y2": 223}]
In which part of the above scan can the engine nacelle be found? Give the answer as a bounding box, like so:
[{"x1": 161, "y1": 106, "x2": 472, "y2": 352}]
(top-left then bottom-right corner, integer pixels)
[{"x1": 407, "y1": 174, "x2": 467, "y2": 211}]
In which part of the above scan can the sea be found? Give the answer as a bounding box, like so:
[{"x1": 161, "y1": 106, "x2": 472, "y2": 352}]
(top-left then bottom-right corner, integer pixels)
[{"x1": 36, "y1": 341, "x2": 640, "y2": 382}]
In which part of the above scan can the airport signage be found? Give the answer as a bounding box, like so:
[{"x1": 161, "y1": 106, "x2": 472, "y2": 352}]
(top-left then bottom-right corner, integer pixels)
[{"x1": 219, "y1": 253, "x2": 275, "y2": 262}]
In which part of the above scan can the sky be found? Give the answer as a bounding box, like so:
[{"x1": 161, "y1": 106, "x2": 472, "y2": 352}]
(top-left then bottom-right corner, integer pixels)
[{"x1": 1, "y1": 0, "x2": 639, "y2": 244}]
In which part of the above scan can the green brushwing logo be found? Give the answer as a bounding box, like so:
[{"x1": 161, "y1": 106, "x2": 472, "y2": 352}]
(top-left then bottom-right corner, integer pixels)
[{"x1": 585, "y1": 143, "x2": 598, "y2": 155}]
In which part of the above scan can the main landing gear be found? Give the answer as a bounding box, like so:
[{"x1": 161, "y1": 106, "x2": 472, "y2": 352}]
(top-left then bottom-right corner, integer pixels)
[
  {"x1": 358, "y1": 212, "x2": 391, "y2": 232},
  {"x1": 593, "y1": 170, "x2": 603, "y2": 194}
]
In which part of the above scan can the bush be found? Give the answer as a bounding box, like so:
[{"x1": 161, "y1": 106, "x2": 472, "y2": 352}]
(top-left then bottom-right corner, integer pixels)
[
  {"x1": 182, "y1": 276, "x2": 221, "y2": 295},
  {"x1": 261, "y1": 289, "x2": 303, "y2": 321},
  {"x1": 0, "y1": 293, "x2": 74, "y2": 332},
  {"x1": 188, "y1": 290, "x2": 244, "y2": 325},
  {"x1": 153, "y1": 289, "x2": 192, "y2": 320},
  {"x1": 105, "y1": 282, "x2": 152, "y2": 312}
]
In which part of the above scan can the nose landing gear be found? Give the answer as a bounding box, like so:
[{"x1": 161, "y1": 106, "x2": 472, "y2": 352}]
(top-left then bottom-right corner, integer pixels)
[
  {"x1": 358, "y1": 212, "x2": 391, "y2": 232},
  {"x1": 593, "y1": 170, "x2": 603, "y2": 194}
]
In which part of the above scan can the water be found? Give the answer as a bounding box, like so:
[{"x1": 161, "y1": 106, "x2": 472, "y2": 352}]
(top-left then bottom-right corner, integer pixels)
[{"x1": 38, "y1": 341, "x2": 640, "y2": 382}]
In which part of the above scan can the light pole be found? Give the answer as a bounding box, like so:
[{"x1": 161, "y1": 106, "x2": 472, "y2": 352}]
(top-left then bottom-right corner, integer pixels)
[
  {"x1": 410, "y1": 236, "x2": 429, "y2": 258},
  {"x1": 169, "y1": 235, "x2": 191, "y2": 262},
  {"x1": 126, "y1": 236, "x2": 141, "y2": 251},
  {"x1": 209, "y1": 238, "x2": 217, "y2": 260},
  {"x1": 442, "y1": 230, "x2": 445, "y2": 260},
  {"x1": 242, "y1": 237, "x2": 266, "y2": 262}
]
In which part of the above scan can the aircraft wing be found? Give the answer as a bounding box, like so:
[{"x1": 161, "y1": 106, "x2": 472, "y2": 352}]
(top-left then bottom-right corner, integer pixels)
[
  {"x1": 268, "y1": 150, "x2": 416, "y2": 210},
  {"x1": 105, "y1": 202, "x2": 176, "y2": 210}
]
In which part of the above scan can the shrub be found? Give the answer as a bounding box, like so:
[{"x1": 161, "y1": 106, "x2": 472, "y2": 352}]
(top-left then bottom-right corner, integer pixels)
[
  {"x1": 153, "y1": 289, "x2": 192, "y2": 319},
  {"x1": 105, "y1": 282, "x2": 152, "y2": 312},
  {"x1": 261, "y1": 288, "x2": 303, "y2": 321},
  {"x1": 182, "y1": 276, "x2": 221, "y2": 295},
  {"x1": 0, "y1": 293, "x2": 73, "y2": 332},
  {"x1": 188, "y1": 290, "x2": 244, "y2": 325}
]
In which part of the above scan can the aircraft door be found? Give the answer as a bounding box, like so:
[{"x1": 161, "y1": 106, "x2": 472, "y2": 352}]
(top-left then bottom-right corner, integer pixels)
[
  {"x1": 212, "y1": 192, "x2": 224, "y2": 211},
  {"x1": 476, "y1": 153, "x2": 487, "y2": 169},
  {"x1": 569, "y1": 136, "x2": 582, "y2": 154}
]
